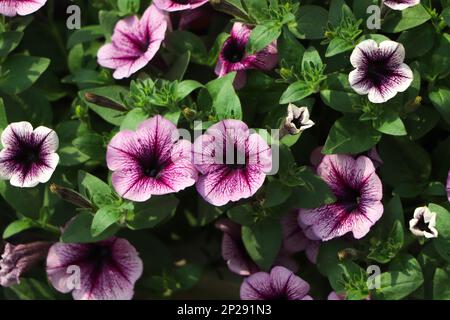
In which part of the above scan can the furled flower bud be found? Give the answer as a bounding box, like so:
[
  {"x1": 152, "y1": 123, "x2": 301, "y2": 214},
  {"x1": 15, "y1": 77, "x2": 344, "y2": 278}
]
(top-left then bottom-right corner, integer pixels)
[
  {"x1": 84, "y1": 92, "x2": 126, "y2": 112},
  {"x1": 0, "y1": 242, "x2": 52, "y2": 287}
]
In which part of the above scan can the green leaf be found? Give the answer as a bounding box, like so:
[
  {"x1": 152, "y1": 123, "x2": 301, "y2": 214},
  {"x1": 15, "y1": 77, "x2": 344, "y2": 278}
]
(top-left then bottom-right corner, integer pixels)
[
  {"x1": 397, "y1": 24, "x2": 435, "y2": 59},
  {"x1": 316, "y1": 239, "x2": 349, "y2": 276},
  {"x1": 242, "y1": 219, "x2": 282, "y2": 270},
  {"x1": 67, "y1": 25, "x2": 103, "y2": 48},
  {"x1": 165, "y1": 51, "x2": 190, "y2": 81},
  {"x1": 429, "y1": 87, "x2": 450, "y2": 126},
  {"x1": 61, "y1": 213, "x2": 119, "y2": 243},
  {"x1": 265, "y1": 180, "x2": 292, "y2": 208},
  {"x1": 0, "y1": 31, "x2": 23, "y2": 57},
  {"x1": 382, "y1": 4, "x2": 431, "y2": 33},
  {"x1": 205, "y1": 72, "x2": 242, "y2": 120},
  {"x1": 372, "y1": 109, "x2": 407, "y2": 136},
  {"x1": 176, "y1": 80, "x2": 203, "y2": 101},
  {"x1": 325, "y1": 37, "x2": 354, "y2": 57},
  {"x1": 127, "y1": 194, "x2": 179, "y2": 230},
  {"x1": 278, "y1": 26, "x2": 305, "y2": 67},
  {"x1": 443, "y1": 7, "x2": 450, "y2": 27},
  {"x1": 0, "y1": 97, "x2": 8, "y2": 130},
  {"x1": 323, "y1": 115, "x2": 382, "y2": 154},
  {"x1": 246, "y1": 23, "x2": 281, "y2": 54},
  {"x1": 421, "y1": 33, "x2": 450, "y2": 80},
  {"x1": 374, "y1": 254, "x2": 423, "y2": 300},
  {"x1": 0, "y1": 181, "x2": 43, "y2": 218},
  {"x1": 3, "y1": 218, "x2": 35, "y2": 239},
  {"x1": 55, "y1": 121, "x2": 90, "y2": 166},
  {"x1": 368, "y1": 220, "x2": 404, "y2": 264},
  {"x1": 280, "y1": 80, "x2": 314, "y2": 104},
  {"x1": 320, "y1": 89, "x2": 362, "y2": 113},
  {"x1": 432, "y1": 203, "x2": 450, "y2": 263},
  {"x1": 91, "y1": 205, "x2": 122, "y2": 237},
  {"x1": 328, "y1": 261, "x2": 369, "y2": 300},
  {"x1": 294, "y1": 5, "x2": 328, "y2": 39},
  {"x1": 120, "y1": 108, "x2": 149, "y2": 131},
  {"x1": 433, "y1": 268, "x2": 450, "y2": 299},
  {"x1": 165, "y1": 31, "x2": 208, "y2": 64},
  {"x1": 79, "y1": 86, "x2": 127, "y2": 126},
  {"x1": 117, "y1": 0, "x2": 140, "y2": 15},
  {"x1": 78, "y1": 171, "x2": 115, "y2": 207},
  {"x1": 72, "y1": 133, "x2": 105, "y2": 162},
  {"x1": 0, "y1": 55, "x2": 50, "y2": 95},
  {"x1": 5, "y1": 278, "x2": 56, "y2": 300}
]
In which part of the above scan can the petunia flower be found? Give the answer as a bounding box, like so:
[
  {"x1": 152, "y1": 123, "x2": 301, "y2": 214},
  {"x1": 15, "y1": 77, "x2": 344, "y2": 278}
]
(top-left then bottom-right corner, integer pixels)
[
  {"x1": 193, "y1": 119, "x2": 272, "y2": 206},
  {"x1": 240, "y1": 266, "x2": 312, "y2": 300},
  {"x1": 282, "y1": 104, "x2": 315, "y2": 136},
  {"x1": 0, "y1": 242, "x2": 52, "y2": 287},
  {"x1": 328, "y1": 291, "x2": 371, "y2": 300},
  {"x1": 97, "y1": 5, "x2": 168, "y2": 79},
  {"x1": 383, "y1": 0, "x2": 420, "y2": 11},
  {"x1": 446, "y1": 171, "x2": 450, "y2": 202},
  {"x1": 215, "y1": 219, "x2": 259, "y2": 276},
  {"x1": 106, "y1": 115, "x2": 197, "y2": 202},
  {"x1": 299, "y1": 154, "x2": 384, "y2": 241},
  {"x1": 216, "y1": 218, "x2": 301, "y2": 276},
  {"x1": 153, "y1": 0, "x2": 209, "y2": 12},
  {"x1": 46, "y1": 237, "x2": 143, "y2": 300},
  {"x1": 0, "y1": 122, "x2": 59, "y2": 188},
  {"x1": 215, "y1": 22, "x2": 278, "y2": 89},
  {"x1": 0, "y1": 0, "x2": 47, "y2": 16},
  {"x1": 282, "y1": 211, "x2": 320, "y2": 264},
  {"x1": 349, "y1": 39, "x2": 413, "y2": 103},
  {"x1": 409, "y1": 206, "x2": 438, "y2": 239}
]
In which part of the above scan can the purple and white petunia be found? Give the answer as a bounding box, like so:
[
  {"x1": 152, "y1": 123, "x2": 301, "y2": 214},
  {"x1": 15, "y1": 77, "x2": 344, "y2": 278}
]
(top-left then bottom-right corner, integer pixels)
[
  {"x1": 215, "y1": 22, "x2": 278, "y2": 89},
  {"x1": 193, "y1": 120, "x2": 272, "y2": 206},
  {"x1": 0, "y1": 242, "x2": 52, "y2": 287},
  {"x1": 349, "y1": 39, "x2": 413, "y2": 103},
  {"x1": 97, "y1": 5, "x2": 167, "y2": 79},
  {"x1": 383, "y1": 0, "x2": 420, "y2": 11},
  {"x1": 0, "y1": 122, "x2": 59, "y2": 188},
  {"x1": 46, "y1": 237, "x2": 143, "y2": 300},
  {"x1": 107, "y1": 115, "x2": 197, "y2": 202},
  {"x1": 447, "y1": 171, "x2": 450, "y2": 202},
  {"x1": 299, "y1": 154, "x2": 384, "y2": 241},
  {"x1": 409, "y1": 206, "x2": 438, "y2": 239},
  {"x1": 282, "y1": 211, "x2": 320, "y2": 264},
  {"x1": 0, "y1": 0, "x2": 47, "y2": 17},
  {"x1": 153, "y1": 0, "x2": 209, "y2": 12},
  {"x1": 240, "y1": 266, "x2": 312, "y2": 300}
]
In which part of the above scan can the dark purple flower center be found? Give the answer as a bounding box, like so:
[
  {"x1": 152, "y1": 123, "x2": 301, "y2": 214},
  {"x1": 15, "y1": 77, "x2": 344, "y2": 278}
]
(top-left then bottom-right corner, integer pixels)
[
  {"x1": 222, "y1": 39, "x2": 245, "y2": 63},
  {"x1": 338, "y1": 184, "x2": 361, "y2": 213},
  {"x1": 293, "y1": 117, "x2": 304, "y2": 130},
  {"x1": 415, "y1": 215, "x2": 432, "y2": 234},
  {"x1": 13, "y1": 141, "x2": 43, "y2": 167},
  {"x1": 139, "y1": 156, "x2": 165, "y2": 178}
]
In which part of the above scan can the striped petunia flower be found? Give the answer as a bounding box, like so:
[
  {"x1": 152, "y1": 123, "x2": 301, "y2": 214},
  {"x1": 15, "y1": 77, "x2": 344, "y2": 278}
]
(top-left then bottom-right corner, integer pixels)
[
  {"x1": 215, "y1": 22, "x2": 278, "y2": 89},
  {"x1": 193, "y1": 120, "x2": 272, "y2": 206},
  {"x1": 409, "y1": 206, "x2": 438, "y2": 239},
  {"x1": 349, "y1": 39, "x2": 413, "y2": 103},
  {"x1": 46, "y1": 237, "x2": 143, "y2": 300},
  {"x1": 107, "y1": 115, "x2": 197, "y2": 202},
  {"x1": 153, "y1": 0, "x2": 209, "y2": 12},
  {"x1": 97, "y1": 5, "x2": 168, "y2": 79},
  {"x1": 447, "y1": 171, "x2": 450, "y2": 202},
  {"x1": 383, "y1": 0, "x2": 420, "y2": 11},
  {"x1": 0, "y1": 122, "x2": 59, "y2": 188},
  {"x1": 240, "y1": 266, "x2": 313, "y2": 300},
  {"x1": 0, "y1": 0, "x2": 47, "y2": 16},
  {"x1": 299, "y1": 154, "x2": 384, "y2": 241}
]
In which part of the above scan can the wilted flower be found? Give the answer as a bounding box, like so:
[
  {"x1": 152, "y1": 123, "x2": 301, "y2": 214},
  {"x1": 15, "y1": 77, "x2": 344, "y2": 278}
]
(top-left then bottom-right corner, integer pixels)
[
  {"x1": 409, "y1": 206, "x2": 438, "y2": 239},
  {"x1": 0, "y1": 0, "x2": 47, "y2": 16},
  {"x1": 153, "y1": 0, "x2": 209, "y2": 12},
  {"x1": 299, "y1": 154, "x2": 384, "y2": 241},
  {"x1": 194, "y1": 120, "x2": 272, "y2": 206},
  {"x1": 46, "y1": 237, "x2": 143, "y2": 300},
  {"x1": 216, "y1": 218, "x2": 300, "y2": 276},
  {"x1": 0, "y1": 242, "x2": 52, "y2": 287},
  {"x1": 215, "y1": 219, "x2": 259, "y2": 276},
  {"x1": 349, "y1": 39, "x2": 413, "y2": 103},
  {"x1": 383, "y1": 0, "x2": 420, "y2": 11},
  {"x1": 282, "y1": 211, "x2": 320, "y2": 264},
  {"x1": 282, "y1": 104, "x2": 315, "y2": 136},
  {"x1": 97, "y1": 5, "x2": 167, "y2": 79},
  {"x1": 0, "y1": 122, "x2": 59, "y2": 188},
  {"x1": 106, "y1": 115, "x2": 197, "y2": 202},
  {"x1": 215, "y1": 22, "x2": 278, "y2": 89},
  {"x1": 240, "y1": 266, "x2": 312, "y2": 300}
]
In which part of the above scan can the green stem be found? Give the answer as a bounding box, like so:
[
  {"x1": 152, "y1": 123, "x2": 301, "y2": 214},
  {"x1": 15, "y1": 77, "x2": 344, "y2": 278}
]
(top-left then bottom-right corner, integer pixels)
[{"x1": 38, "y1": 222, "x2": 61, "y2": 236}]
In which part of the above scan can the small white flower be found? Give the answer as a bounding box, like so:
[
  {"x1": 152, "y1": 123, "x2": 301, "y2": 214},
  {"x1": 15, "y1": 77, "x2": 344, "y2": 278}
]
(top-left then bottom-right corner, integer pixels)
[
  {"x1": 284, "y1": 104, "x2": 315, "y2": 135},
  {"x1": 409, "y1": 206, "x2": 438, "y2": 239}
]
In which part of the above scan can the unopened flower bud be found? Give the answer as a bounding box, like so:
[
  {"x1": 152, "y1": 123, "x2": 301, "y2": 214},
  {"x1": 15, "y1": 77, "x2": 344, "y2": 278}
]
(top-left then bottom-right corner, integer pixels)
[
  {"x1": 84, "y1": 92, "x2": 126, "y2": 112},
  {"x1": 50, "y1": 184, "x2": 94, "y2": 210}
]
